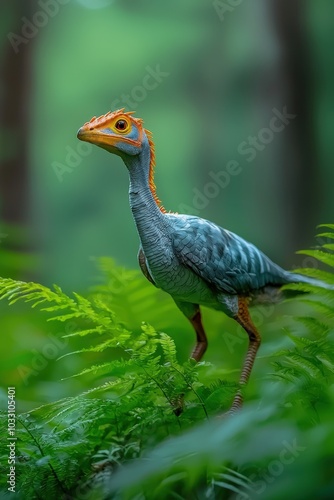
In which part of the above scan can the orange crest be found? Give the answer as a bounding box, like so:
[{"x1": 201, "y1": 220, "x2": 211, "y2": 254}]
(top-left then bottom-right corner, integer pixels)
[{"x1": 82, "y1": 108, "x2": 144, "y2": 133}]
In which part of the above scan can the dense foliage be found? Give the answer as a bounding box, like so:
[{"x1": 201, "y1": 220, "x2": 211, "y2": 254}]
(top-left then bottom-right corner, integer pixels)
[{"x1": 1, "y1": 225, "x2": 334, "y2": 499}]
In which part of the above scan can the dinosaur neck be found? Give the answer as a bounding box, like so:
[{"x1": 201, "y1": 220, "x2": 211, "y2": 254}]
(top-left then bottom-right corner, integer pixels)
[{"x1": 123, "y1": 137, "x2": 168, "y2": 251}]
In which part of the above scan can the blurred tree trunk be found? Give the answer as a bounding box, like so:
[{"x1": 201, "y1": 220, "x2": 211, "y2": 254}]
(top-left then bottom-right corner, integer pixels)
[
  {"x1": 271, "y1": 0, "x2": 319, "y2": 253},
  {"x1": 0, "y1": 0, "x2": 33, "y2": 244},
  {"x1": 183, "y1": 1, "x2": 318, "y2": 262}
]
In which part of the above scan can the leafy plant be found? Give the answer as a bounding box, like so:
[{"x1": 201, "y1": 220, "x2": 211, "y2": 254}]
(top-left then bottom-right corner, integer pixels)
[{"x1": 0, "y1": 226, "x2": 334, "y2": 499}]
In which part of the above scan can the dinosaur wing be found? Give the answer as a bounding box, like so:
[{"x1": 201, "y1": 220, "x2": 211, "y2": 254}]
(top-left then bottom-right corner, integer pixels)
[
  {"x1": 170, "y1": 214, "x2": 290, "y2": 295},
  {"x1": 138, "y1": 246, "x2": 156, "y2": 286}
]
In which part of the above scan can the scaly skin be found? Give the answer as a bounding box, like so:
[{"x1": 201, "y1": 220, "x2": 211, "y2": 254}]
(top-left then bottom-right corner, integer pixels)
[{"x1": 77, "y1": 109, "x2": 330, "y2": 415}]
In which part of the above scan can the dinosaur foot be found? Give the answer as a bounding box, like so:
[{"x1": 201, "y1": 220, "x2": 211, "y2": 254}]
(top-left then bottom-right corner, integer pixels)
[{"x1": 218, "y1": 392, "x2": 243, "y2": 418}]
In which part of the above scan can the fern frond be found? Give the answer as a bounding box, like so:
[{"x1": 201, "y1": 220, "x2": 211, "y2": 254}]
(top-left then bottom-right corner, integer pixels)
[
  {"x1": 296, "y1": 249, "x2": 334, "y2": 268},
  {"x1": 292, "y1": 268, "x2": 334, "y2": 284},
  {"x1": 317, "y1": 232, "x2": 334, "y2": 240},
  {"x1": 318, "y1": 224, "x2": 334, "y2": 230},
  {"x1": 159, "y1": 332, "x2": 177, "y2": 364},
  {"x1": 0, "y1": 279, "x2": 73, "y2": 309},
  {"x1": 1, "y1": 229, "x2": 334, "y2": 499},
  {"x1": 300, "y1": 299, "x2": 334, "y2": 316},
  {"x1": 282, "y1": 282, "x2": 333, "y2": 296},
  {"x1": 293, "y1": 316, "x2": 331, "y2": 336}
]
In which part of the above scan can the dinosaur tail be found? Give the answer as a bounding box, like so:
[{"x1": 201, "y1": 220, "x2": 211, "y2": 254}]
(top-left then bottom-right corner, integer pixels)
[
  {"x1": 252, "y1": 272, "x2": 334, "y2": 305},
  {"x1": 287, "y1": 272, "x2": 334, "y2": 291}
]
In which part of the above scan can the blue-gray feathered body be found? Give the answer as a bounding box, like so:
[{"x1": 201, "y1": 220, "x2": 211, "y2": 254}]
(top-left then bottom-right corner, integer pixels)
[{"x1": 137, "y1": 211, "x2": 311, "y2": 318}]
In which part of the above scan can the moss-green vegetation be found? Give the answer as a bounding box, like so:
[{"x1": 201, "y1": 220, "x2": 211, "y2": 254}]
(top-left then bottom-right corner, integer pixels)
[{"x1": 1, "y1": 226, "x2": 334, "y2": 499}]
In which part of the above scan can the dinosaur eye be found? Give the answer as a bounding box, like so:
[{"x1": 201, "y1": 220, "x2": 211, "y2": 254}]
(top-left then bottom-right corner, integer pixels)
[{"x1": 115, "y1": 119, "x2": 127, "y2": 131}]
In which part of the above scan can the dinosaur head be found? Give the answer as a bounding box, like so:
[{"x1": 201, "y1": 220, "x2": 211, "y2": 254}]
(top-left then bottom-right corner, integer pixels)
[
  {"x1": 77, "y1": 108, "x2": 164, "y2": 211},
  {"x1": 77, "y1": 108, "x2": 150, "y2": 158}
]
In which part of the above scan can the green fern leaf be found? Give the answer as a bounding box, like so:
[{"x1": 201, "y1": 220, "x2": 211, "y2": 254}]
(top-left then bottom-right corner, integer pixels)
[
  {"x1": 317, "y1": 232, "x2": 334, "y2": 241},
  {"x1": 159, "y1": 332, "x2": 177, "y2": 364},
  {"x1": 296, "y1": 249, "x2": 334, "y2": 268}
]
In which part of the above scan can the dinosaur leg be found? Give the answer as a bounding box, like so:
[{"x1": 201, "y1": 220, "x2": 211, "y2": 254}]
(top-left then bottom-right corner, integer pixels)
[
  {"x1": 189, "y1": 309, "x2": 208, "y2": 362},
  {"x1": 172, "y1": 302, "x2": 208, "y2": 415},
  {"x1": 229, "y1": 297, "x2": 261, "y2": 413},
  {"x1": 174, "y1": 301, "x2": 208, "y2": 362}
]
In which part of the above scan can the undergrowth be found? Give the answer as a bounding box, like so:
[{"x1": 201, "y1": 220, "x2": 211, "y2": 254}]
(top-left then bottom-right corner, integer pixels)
[{"x1": 0, "y1": 225, "x2": 334, "y2": 499}]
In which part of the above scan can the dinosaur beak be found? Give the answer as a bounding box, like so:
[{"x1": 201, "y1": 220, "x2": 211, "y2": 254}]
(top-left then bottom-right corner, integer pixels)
[
  {"x1": 77, "y1": 125, "x2": 119, "y2": 149},
  {"x1": 77, "y1": 126, "x2": 90, "y2": 141}
]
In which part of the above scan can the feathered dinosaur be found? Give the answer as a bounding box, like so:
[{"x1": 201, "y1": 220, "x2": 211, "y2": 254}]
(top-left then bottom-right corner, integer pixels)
[{"x1": 77, "y1": 108, "x2": 330, "y2": 413}]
